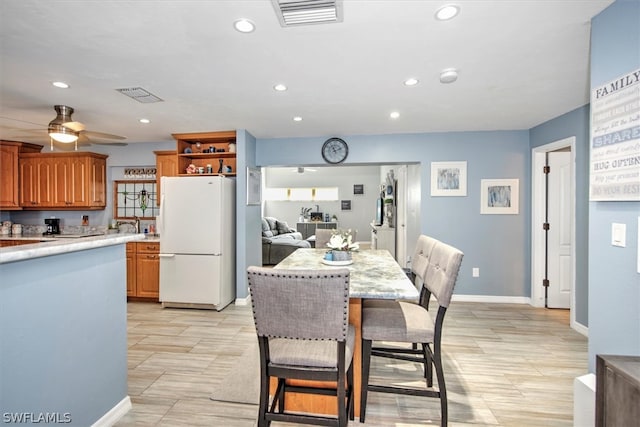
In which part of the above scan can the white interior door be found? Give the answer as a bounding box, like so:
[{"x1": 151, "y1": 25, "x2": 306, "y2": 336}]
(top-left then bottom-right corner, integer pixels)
[{"x1": 547, "y1": 151, "x2": 572, "y2": 309}]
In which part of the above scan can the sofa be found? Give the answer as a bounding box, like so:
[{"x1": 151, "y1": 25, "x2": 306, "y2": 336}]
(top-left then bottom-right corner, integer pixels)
[{"x1": 261, "y1": 217, "x2": 311, "y2": 265}]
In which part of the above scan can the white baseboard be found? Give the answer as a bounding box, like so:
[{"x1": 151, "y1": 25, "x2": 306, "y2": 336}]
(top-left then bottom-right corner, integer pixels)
[
  {"x1": 452, "y1": 294, "x2": 532, "y2": 304},
  {"x1": 572, "y1": 320, "x2": 589, "y2": 337},
  {"x1": 235, "y1": 295, "x2": 250, "y2": 306},
  {"x1": 91, "y1": 396, "x2": 131, "y2": 427}
]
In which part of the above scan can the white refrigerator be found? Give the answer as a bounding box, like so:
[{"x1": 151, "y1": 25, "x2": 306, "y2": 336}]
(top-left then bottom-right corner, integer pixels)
[{"x1": 158, "y1": 176, "x2": 235, "y2": 310}]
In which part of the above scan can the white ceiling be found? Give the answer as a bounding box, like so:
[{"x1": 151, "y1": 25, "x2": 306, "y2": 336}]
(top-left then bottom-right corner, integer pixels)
[{"x1": 0, "y1": 0, "x2": 613, "y2": 146}]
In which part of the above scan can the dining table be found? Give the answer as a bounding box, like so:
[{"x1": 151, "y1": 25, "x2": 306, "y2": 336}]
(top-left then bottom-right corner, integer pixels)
[{"x1": 273, "y1": 248, "x2": 419, "y2": 416}]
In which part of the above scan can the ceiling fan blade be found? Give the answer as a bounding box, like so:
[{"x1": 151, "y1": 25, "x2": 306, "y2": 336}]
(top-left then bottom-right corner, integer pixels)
[
  {"x1": 82, "y1": 130, "x2": 126, "y2": 140},
  {"x1": 62, "y1": 121, "x2": 85, "y2": 132},
  {"x1": 91, "y1": 141, "x2": 128, "y2": 146},
  {"x1": 81, "y1": 133, "x2": 127, "y2": 146}
]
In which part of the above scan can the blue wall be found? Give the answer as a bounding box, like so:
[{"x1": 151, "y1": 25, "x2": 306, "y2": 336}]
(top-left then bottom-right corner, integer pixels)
[
  {"x1": 236, "y1": 129, "x2": 261, "y2": 299},
  {"x1": 530, "y1": 105, "x2": 591, "y2": 325},
  {"x1": 587, "y1": 0, "x2": 640, "y2": 372},
  {"x1": 0, "y1": 245, "x2": 128, "y2": 426},
  {"x1": 257, "y1": 130, "x2": 531, "y2": 299}
]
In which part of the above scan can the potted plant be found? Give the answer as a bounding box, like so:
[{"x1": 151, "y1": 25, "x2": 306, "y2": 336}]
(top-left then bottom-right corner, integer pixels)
[{"x1": 326, "y1": 229, "x2": 359, "y2": 261}]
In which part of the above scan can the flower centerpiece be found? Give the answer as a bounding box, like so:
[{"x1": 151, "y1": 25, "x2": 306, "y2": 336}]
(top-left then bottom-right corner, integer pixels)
[{"x1": 326, "y1": 229, "x2": 359, "y2": 261}]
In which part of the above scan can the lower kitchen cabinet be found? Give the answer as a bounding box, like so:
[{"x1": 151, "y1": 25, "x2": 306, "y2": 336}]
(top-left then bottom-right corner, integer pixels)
[
  {"x1": 126, "y1": 241, "x2": 159, "y2": 300},
  {"x1": 0, "y1": 239, "x2": 42, "y2": 247}
]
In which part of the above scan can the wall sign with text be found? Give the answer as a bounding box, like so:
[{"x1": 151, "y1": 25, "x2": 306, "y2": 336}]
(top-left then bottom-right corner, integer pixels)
[{"x1": 589, "y1": 68, "x2": 640, "y2": 201}]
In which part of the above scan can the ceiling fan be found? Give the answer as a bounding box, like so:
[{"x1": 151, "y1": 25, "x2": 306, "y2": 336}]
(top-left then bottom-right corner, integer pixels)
[{"x1": 46, "y1": 105, "x2": 127, "y2": 148}]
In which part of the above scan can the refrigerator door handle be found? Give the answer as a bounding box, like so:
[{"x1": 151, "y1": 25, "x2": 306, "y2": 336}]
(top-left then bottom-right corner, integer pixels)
[
  {"x1": 157, "y1": 193, "x2": 166, "y2": 236},
  {"x1": 159, "y1": 254, "x2": 175, "y2": 258}
]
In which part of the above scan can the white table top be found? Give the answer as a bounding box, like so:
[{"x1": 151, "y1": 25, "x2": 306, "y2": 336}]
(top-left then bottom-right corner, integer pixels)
[{"x1": 274, "y1": 248, "x2": 419, "y2": 300}]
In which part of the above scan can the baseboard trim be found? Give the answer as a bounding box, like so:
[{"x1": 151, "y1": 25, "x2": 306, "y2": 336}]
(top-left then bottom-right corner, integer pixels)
[
  {"x1": 572, "y1": 320, "x2": 589, "y2": 337},
  {"x1": 452, "y1": 294, "x2": 532, "y2": 304},
  {"x1": 91, "y1": 396, "x2": 131, "y2": 427},
  {"x1": 235, "y1": 295, "x2": 250, "y2": 306}
]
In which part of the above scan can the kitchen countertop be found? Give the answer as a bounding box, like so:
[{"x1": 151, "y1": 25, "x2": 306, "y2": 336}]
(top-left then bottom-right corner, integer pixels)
[{"x1": 0, "y1": 233, "x2": 147, "y2": 264}]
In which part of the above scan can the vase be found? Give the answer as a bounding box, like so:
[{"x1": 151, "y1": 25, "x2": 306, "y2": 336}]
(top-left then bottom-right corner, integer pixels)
[{"x1": 332, "y1": 251, "x2": 352, "y2": 262}]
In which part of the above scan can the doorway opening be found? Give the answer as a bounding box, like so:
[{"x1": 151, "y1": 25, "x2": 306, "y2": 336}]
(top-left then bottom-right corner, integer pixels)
[{"x1": 531, "y1": 137, "x2": 577, "y2": 327}]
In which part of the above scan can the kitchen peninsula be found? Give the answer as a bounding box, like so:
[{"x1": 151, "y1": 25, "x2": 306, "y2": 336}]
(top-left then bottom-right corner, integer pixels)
[{"x1": 0, "y1": 233, "x2": 145, "y2": 426}]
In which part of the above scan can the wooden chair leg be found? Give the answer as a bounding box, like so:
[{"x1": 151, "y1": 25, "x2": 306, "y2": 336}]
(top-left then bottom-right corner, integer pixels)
[
  {"x1": 423, "y1": 343, "x2": 433, "y2": 387},
  {"x1": 348, "y1": 361, "x2": 355, "y2": 420},
  {"x1": 434, "y1": 350, "x2": 447, "y2": 427},
  {"x1": 360, "y1": 339, "x2": 372, "y2": 423},
  {"x1": 258, "y1": 374, "x2": 270, "y2": 427}
]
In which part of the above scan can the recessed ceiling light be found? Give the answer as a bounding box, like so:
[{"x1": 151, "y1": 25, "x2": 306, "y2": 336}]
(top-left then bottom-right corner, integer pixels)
[
  {"x1": 293, "y1": 116, "x2": 303, "y2": 122},
  {"x1": 390, "y1": 111, "x2": 400, "y2": 119},
  {"x1": 274, "y1": 83, "x2": 287, "y2": 92},
  {"x1": 139, "y1": 118, "x2": 150, "y2": 124},
  {"x1": 404, "y1": 78, "x2": 419, "y2": 86},
  {"x1": 52, "y1": 81, "x2": 69, "y2": 89},
  {"x1": 435, "y1": 5, "x2": 460, "y2": 21},
  {"x1": 234, "y1": 19, "x2": 255, "y2": 33},
  {"x1": 440, "y1": 68, "x2": 458, "y2": 84}
]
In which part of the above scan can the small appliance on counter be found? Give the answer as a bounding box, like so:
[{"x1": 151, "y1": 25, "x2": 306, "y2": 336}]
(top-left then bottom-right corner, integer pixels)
[
  {"x1": 44, "y1": 218, "x2": 61, "y2": 235},
  {"x1": 310, "y1": 212, "x2": 323, "y2": 222}
]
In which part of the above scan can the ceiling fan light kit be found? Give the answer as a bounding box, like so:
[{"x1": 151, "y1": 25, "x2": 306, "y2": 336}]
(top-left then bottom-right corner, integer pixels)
[
  {"x1": 48, "y1": 124, "x2": 78, "y2": 143},
  {"x1": 48, "y1": 105, "x2": 79, "y2": 143}
]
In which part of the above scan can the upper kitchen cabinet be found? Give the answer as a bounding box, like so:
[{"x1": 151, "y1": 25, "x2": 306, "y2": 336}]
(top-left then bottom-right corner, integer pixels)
[
  {"x1": 0, "y1": 141, "x2": 43, "y2": 210},
  {"x1": 19, "y1": 152, "x2": 108, "y2": 210},
  {"x1": 154, "y1": 150, "x2": 177, "y2": 206},
  {"x1": 173, "y1": 131, "x2": 237, "y2": 177}
]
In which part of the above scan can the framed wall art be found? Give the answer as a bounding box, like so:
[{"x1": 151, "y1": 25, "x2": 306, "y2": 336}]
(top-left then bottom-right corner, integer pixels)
[
  {"x1": 480, "y1": 179, "x2": 519, "y2": 214},
  {"x1": 431, "y1": 161, "x2": 467, "y2": 196},
  {"x1": 353, "y1": 184, "x2": 364, "y2": 195},
  {"x1": 246, "y1": 167, "x2": 262, "y2": 206}
]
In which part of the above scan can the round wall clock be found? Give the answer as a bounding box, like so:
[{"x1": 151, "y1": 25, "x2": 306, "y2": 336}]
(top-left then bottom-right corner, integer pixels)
[{"x1": 321, "y1": 137, "x2": 349, "y2": 164}]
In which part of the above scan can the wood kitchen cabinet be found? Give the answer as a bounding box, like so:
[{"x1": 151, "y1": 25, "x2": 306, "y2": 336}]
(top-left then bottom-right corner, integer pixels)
[
  {"x1": 0, "y1": 141, "x2": 43, "y2": 210},
  {"x1": 126, "y1": 243, "x2": 137, "y2": 297},
  {"x1": 126, "y1": 241, "x2": 160, "y2": 300},
  {"x1": 0, "y1": 239, "x2": 42, "y2": 247},
  {"x1": 18, "y1": 152, "x2": 108, "y2": 210},
  {"x1": 154, "y1": 150, "x2": 177, "y2": 206},
  {"x1": 173, "y1": 130, "x2": 236, "y2": 176}
]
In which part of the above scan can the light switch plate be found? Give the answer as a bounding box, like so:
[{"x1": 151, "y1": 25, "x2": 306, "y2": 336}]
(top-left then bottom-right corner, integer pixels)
[{"x1": 612, "y1": 223, "x2": 626, "y2": 247}]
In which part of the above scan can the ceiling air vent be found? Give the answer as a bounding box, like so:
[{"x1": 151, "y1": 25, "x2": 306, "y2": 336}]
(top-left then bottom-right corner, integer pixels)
[
  {"x1": 271, "y1": 0, "x2": 343, "y2": 27},
  {"x1": 115, "y1": 87, "x2": 164, "y2": 104}
]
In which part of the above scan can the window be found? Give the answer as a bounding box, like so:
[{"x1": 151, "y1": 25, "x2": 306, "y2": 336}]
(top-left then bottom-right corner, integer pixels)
[{"x1": 113, "y1": 180, "x2": 159, "y2": 219}]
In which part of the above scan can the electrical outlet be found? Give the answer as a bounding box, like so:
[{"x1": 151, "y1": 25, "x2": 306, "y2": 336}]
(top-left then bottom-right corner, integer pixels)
[{"x1": 472, "y1": 268, "x2": 480, "y2": 278}]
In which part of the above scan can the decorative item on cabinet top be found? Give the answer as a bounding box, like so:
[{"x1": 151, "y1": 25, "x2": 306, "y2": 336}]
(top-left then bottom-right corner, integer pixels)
[
  {"x1": 172, "y1": 130, "x2": 237, "y2": 177},
  {"x1": 124, "y1": 168, "x2": 156, "y2": 179}
]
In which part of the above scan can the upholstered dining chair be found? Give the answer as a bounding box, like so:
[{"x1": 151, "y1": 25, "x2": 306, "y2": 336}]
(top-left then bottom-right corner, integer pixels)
[
  {"x1": 362, "y1": 234, "x2": 438, "y2": 375},
  {"x1": 247, "y1": 266, "x2": 355, "y2": 427},
  {"x1": 314, "y1": 228, "x2": 334, "y2": 249},
  {"x1": 359, "y1": 239, "x2": 464, "y2": 426}
]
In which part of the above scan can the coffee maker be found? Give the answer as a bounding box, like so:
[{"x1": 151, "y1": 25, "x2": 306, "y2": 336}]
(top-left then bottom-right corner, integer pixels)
[{"x1": 44, "y1": 218, "x2": 61, "y2": 235}]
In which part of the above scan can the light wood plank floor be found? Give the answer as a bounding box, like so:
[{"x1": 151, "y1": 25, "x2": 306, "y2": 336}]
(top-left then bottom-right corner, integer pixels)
[{"x1": 115, "y1": 301, "x2": 587, "y2": 426}]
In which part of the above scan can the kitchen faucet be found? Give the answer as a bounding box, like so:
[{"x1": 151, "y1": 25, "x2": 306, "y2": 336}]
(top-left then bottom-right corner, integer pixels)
[{"x1": 117, "y1": 217, "x2": 140, "y2": 233}]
